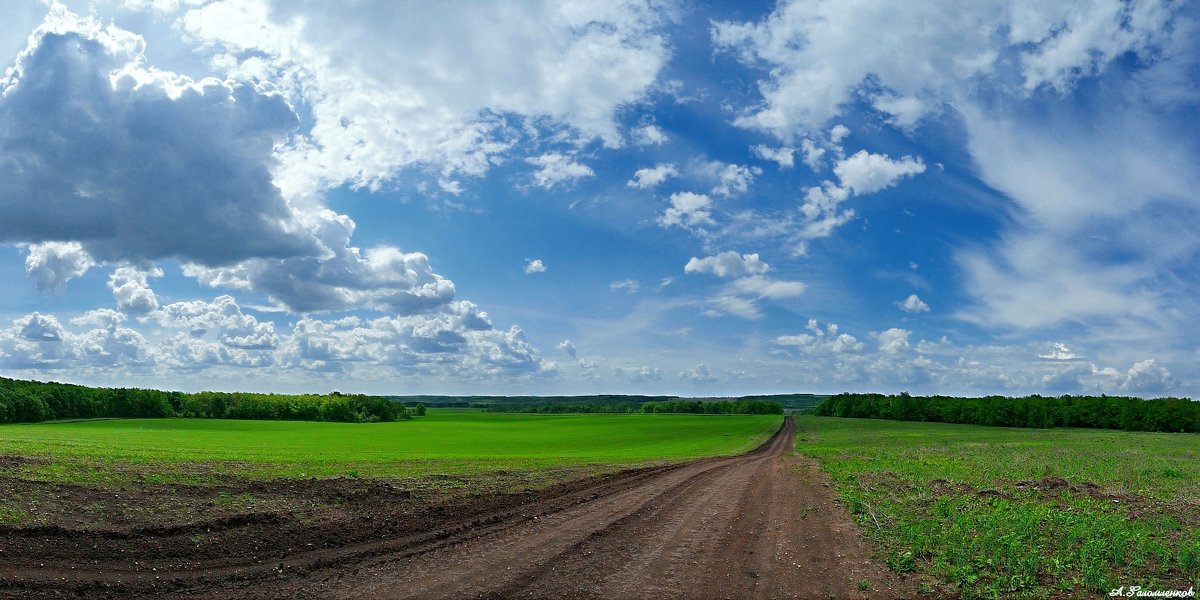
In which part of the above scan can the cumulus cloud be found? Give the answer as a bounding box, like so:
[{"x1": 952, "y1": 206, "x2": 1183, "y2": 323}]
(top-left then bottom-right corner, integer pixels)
[
  {"x1": 181, "y1": 0, "x2": 672, "y2": 192},
  {"x1": 657, "y1": 192, "x2": 715, "y2": 230},
  {"x1": 800, "y1": 139, "x2": 826, "y2": 171},
  {"x1": 1038, "y1": 343, "x2": 1079, "y2": 361},
  {"x1": 524, "y1": 259, "x2": 547, "y2": 275},
  {"x1": 631, "y1": 124, "x2": 669, "y2": 146},
  {"x1": 152, "y1": 295, "x2": 279, "y2": 350},
  {"x1": 751, "y1": 144, "x2": 794, "y2": 169},
  {"x1": 526, "y1": 153, "x2": 595, "y2": 190},
  {"x1": 0, "y1": 293, "x2": 553, "y2": 381},
  {"x1": 776, "y1": 320, "x2": 863, "y2": 354},
  {"x1": 0, "y1": 311, "x2": 153, "y2": 371},
  {"x1": 680, "y1": 363, "x2": 717, "y2": 384},
  {"x1": 24, "y1": 242, "x2": 95, "y2": 293},
  {"x1": 556, "y1": 339, "x2": 577, "y2": 359},
  {"x1": 1120, "y1": 359, "x2": 1175, "y2": 393},
  {"x1": 709, "y1": 163, "x2": 762, "y2": 197},
  {"x1": 684, "y1": 251, "x2": 770, "y2": 278},
  {"x1": 0, "y1": 9, "x2": 318, "y2": 271},
  {"x1": 877, "y1": 328, "x2": 911, "y2": 354},
  {"x1": 897, "y1": 294, "x2": 930, "y2": 314},
  {"x1": 686, "y1": 251, "x2": 803, "y2": 320},
  {"x1": 795, "y1": 150, "x2": 925, "y2": 248},
  {"x1": 833, "y1": 151, "x2": 926, "y2": 195},
  {"x1": 109, "y1": 266, "x2": 163, "y2": 314},
  {"x1": 713, "y1": 0, "x2": 1199, "y2": 353},
  {"x1": 183, "y1": 212, "x2": 459, "y2": 315},
  {"x1": 615, "y1": 365, "x2": 661, "y2": 382},
  {"x1": 626, "y1": 163, "x2": 678, "y2": 189},
  {"x1": 712, "y1": 2, "x2": 1179, "y2": 137}
]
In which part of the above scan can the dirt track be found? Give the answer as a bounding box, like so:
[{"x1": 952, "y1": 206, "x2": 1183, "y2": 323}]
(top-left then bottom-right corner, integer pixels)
[{"x1": 1, "y1": 417, "x2": 911, "y2": 599}]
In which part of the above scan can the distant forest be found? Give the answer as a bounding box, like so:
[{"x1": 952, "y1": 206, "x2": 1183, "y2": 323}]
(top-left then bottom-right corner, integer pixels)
[
  {"x1": 480, "y1": 398, "x2": 784, "y2": 415},
  {"x1": 396, "y1": 393, "x2": 822, "y2": 413},
  {"x1": 815, "y1": 393, "x2": 1200, "y2": 433},
  {"x1": 0, "y1": 377, "x2": 408, "y2": 424}
]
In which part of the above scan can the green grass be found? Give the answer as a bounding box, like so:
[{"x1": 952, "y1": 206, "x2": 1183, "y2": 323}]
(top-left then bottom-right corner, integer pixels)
[
  {"x1": 795, "y1": 415, "x2": 1200, "y2": 598},
  {"x1": 0, "y1": 409, "x2": 781, "y2": 482}
]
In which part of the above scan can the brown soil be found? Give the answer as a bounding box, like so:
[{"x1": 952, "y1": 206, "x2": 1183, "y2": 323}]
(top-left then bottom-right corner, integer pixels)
[{"x1": 0, "y1": 417, "x2": 914, "y2": 599}]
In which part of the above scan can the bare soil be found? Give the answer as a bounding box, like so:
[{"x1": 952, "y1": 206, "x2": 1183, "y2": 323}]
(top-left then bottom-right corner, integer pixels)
[{"x1": 0, "y1": 417, "x2": 915, "y2": 598}]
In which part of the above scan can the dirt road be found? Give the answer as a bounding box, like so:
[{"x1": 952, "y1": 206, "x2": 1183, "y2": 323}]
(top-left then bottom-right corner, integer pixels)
[{"x1": 1, "y1": 417, "x2": 910, "y2": 598}]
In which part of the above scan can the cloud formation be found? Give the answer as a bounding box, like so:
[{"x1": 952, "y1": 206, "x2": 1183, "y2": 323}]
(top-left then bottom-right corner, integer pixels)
[
  {"x1": 627, "y1": 163, "x2": 678, "y2": 189},
  {"x1": 0, "y1": 10, "x2": 318, "y2": 272},
  {"x1": 898, "y1": 294, "x2": 930, "y2": 314},
  {"x1": 181, "y1": 0, "x2": 672, "y2": 192}
]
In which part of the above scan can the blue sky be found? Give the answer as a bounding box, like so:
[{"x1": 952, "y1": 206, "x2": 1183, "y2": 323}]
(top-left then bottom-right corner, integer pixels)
[{"x1": 0, "y1": 0, "x2": 1197, "y2": 397}]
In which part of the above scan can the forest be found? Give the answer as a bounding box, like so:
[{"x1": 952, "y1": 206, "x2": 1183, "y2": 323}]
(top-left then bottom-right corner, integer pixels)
[
  {"x1": 0, "y1": 376, "x2": 408, "y2": 424},
  {"x1": 481, "y1": 397, "x2": 784, "y2": 414},
  {"x1": 814, "y1": 392, "x2": 1200, "y2": 432}
]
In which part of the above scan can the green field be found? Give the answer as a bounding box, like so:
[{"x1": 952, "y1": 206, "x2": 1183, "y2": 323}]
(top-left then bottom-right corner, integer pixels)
[
  {"x1": 795, "y1": 415, "x2": 1200, "y2": 598},
  {"x1": 0, "y1": 410, "x2": 782, "y2": 484}
]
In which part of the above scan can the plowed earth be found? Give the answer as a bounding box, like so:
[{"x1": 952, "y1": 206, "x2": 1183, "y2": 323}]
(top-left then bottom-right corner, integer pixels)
[{"x1": 1, "y1": 417, "x2": 912, "y2": 599}]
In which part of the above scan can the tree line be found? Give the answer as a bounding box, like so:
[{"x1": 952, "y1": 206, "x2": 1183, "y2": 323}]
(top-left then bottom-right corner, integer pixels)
[
  {"x1": 640, "y1": 399, "x2": 784, "y2": 415},
  {"x1": 483, "y1": 401, "x2": 641, "y2": 414},
  {"x1": 813, "y1": 392, "x2": 1200, "y2": 432},
  {"x1": 0, "y1": 376, "x2": 410, "y2": 424},
  {"x1": 481, "y1": 397, "x2": 784, "y2": 415}
]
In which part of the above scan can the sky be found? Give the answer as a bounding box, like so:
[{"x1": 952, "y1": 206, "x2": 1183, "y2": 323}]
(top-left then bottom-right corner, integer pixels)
[{"x1": 0, "y1": 0, "x2": 1197, "y2": 397}]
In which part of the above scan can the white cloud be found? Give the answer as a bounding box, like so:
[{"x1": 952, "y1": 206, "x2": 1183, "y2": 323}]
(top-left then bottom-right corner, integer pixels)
[
  {"x1": 712, "y1": 2, "x2": 1177, "y2": 138},
  {"x1": 0, "y1": 311, "x2": 153, "y2": 371},
  {"x1": 109, "y1": 266, "x2": 163, "y2": 314},
  {"x1": 828, "y1": 124, "x2": 851, "y2": 145},
  {"x1": 795, "y1": 150, "x2": 925, "y2": 247},
  {"x1": 657, "y1": 192, "x2": 715, "y2": 230},
  {"x1": 181, "y1": 0, "x2": 672, "y2": 192},
  {"x1": 556, "y1": 339, "x2": 577, "y2": 359},
  {"x1": 685, "y1": 251, "x2": 804, "y2": 320},
  {"x1": 615, "y1": 365, "x2": 661, "y2": 382},
  {"x1": 709, "y1": 163, "x2": 762, "y2": 197},
  {"x1": 524, "y1": 258, "x2": 547, "y2": 275},
  {"x1": 712, "y1": 0, "x2": 1199, "y2": 355},
  {"x1": 631, "y1": 124, "x2": 669, "y2": 146},
  {"x1": 703, "y1": 294, "x2": 764, "y2": 320},
  {"x1": 18, "y1": 312, "x2": 66, "y2": 342},
  {"x1": 626, "y1": 163, "x2": 678, "y2": 189},
  {"x1": 776, "y1": 320, "x2": 863, "y2": 355},
  {"x1": 181, "y1": 211, "x2": 461, "y2": 316},
  {"x1": 684, "y1": 251, "x2": 770, "y2": 278},
  {"x1": 897, "y1": 294, "x2": 930, "y2": 314},
  {"x1": 872, "y1": 92, "x2": 928, "y2": 129},
  {"x1": 526, "y1": 153, "x2": 595, "y2": 190},
  {"x1": 1038, "y1": 343, "x2": 1079, "y2": 361},
  {"x1": 24, "y1": 242, "x2": 95, "y2": 293},
  {"x1": 833, "y1": 151, "x2": 926, "y2": 195},
  {"x1": 610, "y1": 279, "x2": 640, "y2": 293},
  {"x1": 751, "y1": 144, "x2": 795, "y2": 169},
  {"x1": 680, "y1": 363, "x2": 717, "y2": 384},
  {"x1": 728, "y1": 276, "x2": 806, "y2": 300},
  {"x1": 800, "y1": 139, "x2": 826, "y2": 171},
  {"x1": 877, "y1": 328, "x2": 911, "y2": 354},
  {"x1": 1120, "y1": 359, "x2": 1175, "y2": 393}
]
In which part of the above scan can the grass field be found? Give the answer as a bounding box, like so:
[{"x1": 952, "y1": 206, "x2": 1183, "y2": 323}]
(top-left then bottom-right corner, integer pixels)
[
  {"x1": 795, "y1": 415, "x2": 1200, "y2": 598},
  {"x1": 0, "y1": 410, "x2": 782, "y2": 485}
]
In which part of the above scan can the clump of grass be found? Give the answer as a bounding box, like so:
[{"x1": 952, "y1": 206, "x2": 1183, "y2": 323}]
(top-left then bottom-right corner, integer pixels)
[
  {"x1": 0, "y1": 505, "x2": 27, "y2": 524},
  {"x1": 797, "y1": 415, "x2": 1200, "y2": 598}
]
